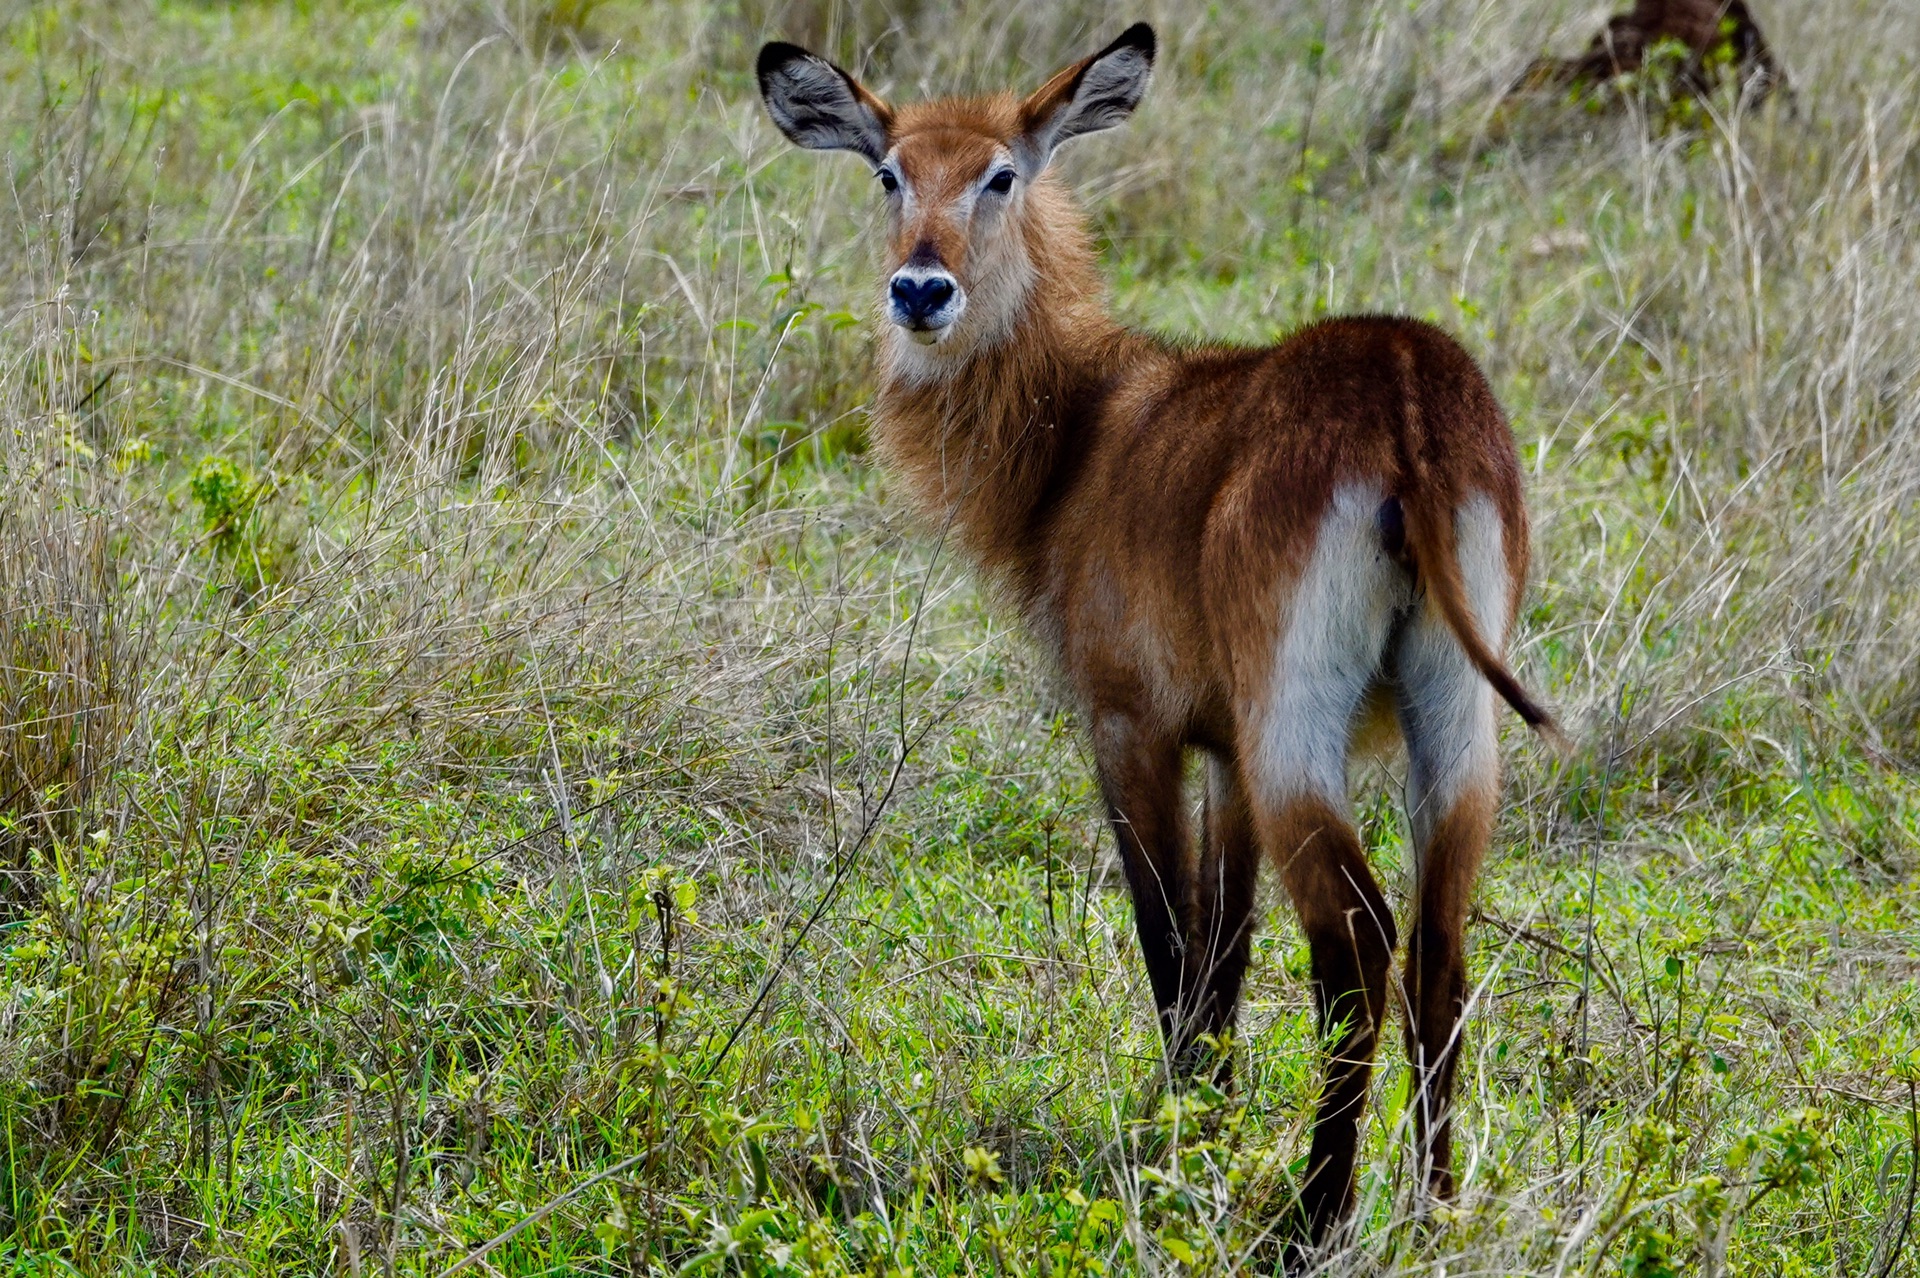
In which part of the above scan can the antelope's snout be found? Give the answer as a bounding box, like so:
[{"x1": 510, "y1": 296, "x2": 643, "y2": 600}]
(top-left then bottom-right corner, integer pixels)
[{"x1": 887, "y1": 265, "x2": 964, "y2": 344}]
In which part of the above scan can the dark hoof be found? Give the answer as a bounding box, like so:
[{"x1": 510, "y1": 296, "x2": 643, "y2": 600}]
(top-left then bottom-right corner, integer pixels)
[{"x1": 1169, "y1": 1031, "x2": 1236, "y2": 1091}]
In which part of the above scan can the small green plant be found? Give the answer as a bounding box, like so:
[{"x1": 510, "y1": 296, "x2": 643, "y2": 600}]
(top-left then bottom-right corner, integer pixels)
[{"x1": 188, "y1": 454, "x2": 252, "y2": 553}]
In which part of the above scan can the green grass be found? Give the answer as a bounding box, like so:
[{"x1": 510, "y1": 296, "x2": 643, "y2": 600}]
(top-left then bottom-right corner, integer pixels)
[{"x1": 1, "y1": 0, "x2": 1918, "y2": 1273}]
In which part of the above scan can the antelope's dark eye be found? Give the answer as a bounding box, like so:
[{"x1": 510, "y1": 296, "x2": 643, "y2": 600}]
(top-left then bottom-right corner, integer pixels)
[
  {"x1": 877, "y1": 169, "x2": 899, "y2": 194},
  {"x1": 986, "y1": 168, "x2": 1015, "y2": 194}
]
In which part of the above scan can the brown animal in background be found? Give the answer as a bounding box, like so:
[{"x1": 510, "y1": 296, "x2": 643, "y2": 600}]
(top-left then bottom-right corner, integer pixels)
[
  {"x1": 758, "y1": 23, "x2": 1559, "y2": 1249},
  {"x1": 1517, "y1": 0, "x2": 1785, "y2": 102}
]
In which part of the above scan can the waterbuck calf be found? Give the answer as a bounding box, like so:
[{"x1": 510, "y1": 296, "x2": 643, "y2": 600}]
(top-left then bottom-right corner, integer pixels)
[{"x1": 758, "y1": 23, "x2": 1558, "y2": 1245}]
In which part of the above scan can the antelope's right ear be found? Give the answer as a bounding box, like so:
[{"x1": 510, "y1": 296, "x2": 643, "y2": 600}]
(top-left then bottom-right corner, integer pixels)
[
  {"x1": 756, "y1": 43, "x2": 894, "y2": 163},
  {"x1": 1016, "y1": 23, "x2": 1155, "y2": 175}
]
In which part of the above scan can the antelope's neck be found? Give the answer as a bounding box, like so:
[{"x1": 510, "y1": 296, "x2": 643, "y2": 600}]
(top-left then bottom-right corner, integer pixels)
[{"x1": 870, "y1": 290, "x2": 1127, "y2": 599}]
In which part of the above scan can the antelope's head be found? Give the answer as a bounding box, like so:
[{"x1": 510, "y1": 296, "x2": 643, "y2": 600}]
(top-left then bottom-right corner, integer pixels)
[{"x1": 757, "y1": 25, "x2": 1154, "y2": 361}]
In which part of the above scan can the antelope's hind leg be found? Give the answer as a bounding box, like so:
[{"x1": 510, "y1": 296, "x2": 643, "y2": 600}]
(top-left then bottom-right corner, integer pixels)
[
  {"x1": 1264, "y1": 795, "x2": 1395, "y2": 1246},
  {"x1": 1235, "y1": 488, "x2": 1408, "y2": 1244},
  {"x1": 1395, "y1": 498, "x2": 1508, "y2": 1203}
]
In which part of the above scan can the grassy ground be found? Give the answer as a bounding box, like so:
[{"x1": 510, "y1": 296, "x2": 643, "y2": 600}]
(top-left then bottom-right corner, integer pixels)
[{"x1": 2, "y1": 0, "x2": 1918, "y2": 1273}]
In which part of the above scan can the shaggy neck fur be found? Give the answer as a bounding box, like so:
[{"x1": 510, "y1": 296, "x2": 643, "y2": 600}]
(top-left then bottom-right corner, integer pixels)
[{"x1": 869, "y1": 176, "x2": 1155, "y2": 602}]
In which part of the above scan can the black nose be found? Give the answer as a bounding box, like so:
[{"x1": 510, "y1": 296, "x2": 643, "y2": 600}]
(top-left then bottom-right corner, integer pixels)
[{"x1": 890, "y1": 274, "x2": 955, "y2": 322}]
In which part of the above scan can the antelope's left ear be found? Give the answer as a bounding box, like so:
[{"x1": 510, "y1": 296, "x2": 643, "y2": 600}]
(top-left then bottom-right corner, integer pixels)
[
  {"x1": 1016, "y1": 23, "x2": 1155, "y2": 175},
  {"x1": 757, "y1": 42, "x2": 895, "y2": 163}
]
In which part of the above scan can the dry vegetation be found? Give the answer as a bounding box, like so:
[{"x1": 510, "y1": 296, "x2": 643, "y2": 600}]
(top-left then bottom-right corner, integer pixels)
[{"x1": 0, "y1": 0, "x2": 1917, "y2": 1274}]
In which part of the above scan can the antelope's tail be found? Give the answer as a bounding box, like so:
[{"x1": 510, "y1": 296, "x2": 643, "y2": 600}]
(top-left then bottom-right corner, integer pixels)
[{"x1": 1393, "y1": 340, "x2": 1566, "y2": 747}]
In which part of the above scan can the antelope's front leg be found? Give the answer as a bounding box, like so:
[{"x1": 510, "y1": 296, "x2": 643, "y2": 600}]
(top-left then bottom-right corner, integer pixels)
[
  {"x1": 1183, "y1": 753, "x2": 1260, "y2": 1084},
  {"x1": 1090, "y1": 712, "x2": 1195, "y2": 1070}
]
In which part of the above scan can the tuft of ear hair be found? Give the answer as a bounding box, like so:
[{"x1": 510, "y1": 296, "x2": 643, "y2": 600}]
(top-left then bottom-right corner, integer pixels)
[
  {"x1": 756, "y1": 42, "x2": 894, "y2": 163},
  {"x1": 1016, "y1": 23, "x2": 1156, "y2": 175}
]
